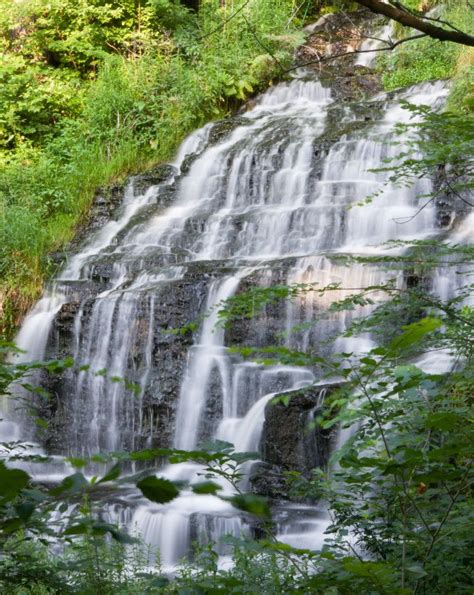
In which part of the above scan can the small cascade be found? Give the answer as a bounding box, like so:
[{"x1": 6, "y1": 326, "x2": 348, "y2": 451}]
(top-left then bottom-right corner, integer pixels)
[
  {"x1": 6, "y1": 33, "x2": 472, "y2": 571},
  {"x1": 174, "y1": 274, "x2": 244, "y2": 451},
  {"x1": 14, "y1": 294, "x2": 65, "y2": 363},
  {"x1": 355, "y1": 24, "x2": 395, "y2": 68},
  {"x1": 275, "y1": 503, "x2": 331, "y2": 551}
]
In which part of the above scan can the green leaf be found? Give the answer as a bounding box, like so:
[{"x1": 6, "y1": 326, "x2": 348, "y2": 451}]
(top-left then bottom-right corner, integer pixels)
[
  {"x1": 231, "y1": 451, "x2": 260, "y2": 464},
  {"x1": 15, "y1": 501, "x2": 35, "y2": 521},
  {"x1": 136, "y1": 476, "x2": 179, "y2": 504},
  {"x1": 135, "y1": 574, "x2": 169, "y2": 587},
  {"x1": 389, "y1": 317, "x2": 442, "y2": 353},
  {"x1": 225, "y1": 494, "x2": 271, "y2": 519},
  {"x1": 90, "y1": 454, "x2": 107, "y2": 463},
  {"x1": 1, "y1": 518, "x2": 23, "y2": 534},
  {"x1": 91, "y1": 522, "x2": 137, "y2": 544},
  {"x1": 0, "y1": 461, "x2": 30, "y2": 503},
  {"x1": 191, "y1": 481, "x2": 221, "y2": 495},
  {"x1": 64, "y1": 523, "x2": 89, "y2": 536},
  {"x1": 406, "y1": 564, "x2": 428, "y2": 578},
  {"x1": 50, "y1": 472, "x2": 88, "y2": 496},
  {"x1": 200, "y1": 440, "x2": 233, "y2": 454},
  {"x1": 66, "y1": 457, "x2": 87, "y2": 468},
  {"x1": 424, "y1": 412, "x2": 463, "y2": 430},
  {"x1": 97, "y1": 463, "x2": 121, "y2": 484}
]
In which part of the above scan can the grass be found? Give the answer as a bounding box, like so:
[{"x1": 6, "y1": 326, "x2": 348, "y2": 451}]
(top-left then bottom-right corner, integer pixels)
[
  {"x1": 377, "y1": 0, "x2": 474, "y2": 108},
  {"x1": 0, "y1": 0, "x2": 301, "y2": 337}
]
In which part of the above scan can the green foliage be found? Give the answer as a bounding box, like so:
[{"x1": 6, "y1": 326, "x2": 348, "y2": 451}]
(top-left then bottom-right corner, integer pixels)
[
  {"x1": 1, "y1": 266, "x2": 474, "y2": 590},
  {"x1": 380, "y1": 37, "x2": 458, "y2": 90},
  {"x1": 225, "y1": 494, "x2": 271, "y2": 519},
  {"x1": 136, "y1": 476, "x2": 180, "y2": 503},
  {"x1": 0, "y1": 461, "x2": 30, "y2": 504},
  {"x1": 320, "y1": 360, "x2": 474, "y2": 593},
  {"x1": 201, "y1": 214, "x2": 474, "y2": 592},
  {"x1": 377, "y1": 0, "x2": 474, "y2": 93},
  {"x1": 0, "y1": 1, "x2": 473, "y2": 591},
  {"x1": 0, "y1": 0, "x2": 166, "y2": 73},
  {"x1": 0, "y1": 54, "x2": 83, "y2": 150},
  {"x1": 0, "y1": 355, "x2": 268, "y2": 591},
  {"x1": 224, "y1": 302, "x2": 473, "y2": 592},
  {"x1": 365, "y1": 101, "x2": 474, "y2": 210},
  {"x1": 0, "y1": 0, "x2": 301, "y2": 337}
]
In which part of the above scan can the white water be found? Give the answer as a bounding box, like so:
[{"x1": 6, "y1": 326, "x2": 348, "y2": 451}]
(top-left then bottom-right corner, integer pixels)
[
  {"x1": 174, "y1": 274, "x2": 245, "y2": 451},
  {"x1": 6, "y1": 52, "x2": 472, "y2": 569},
  {"x1": 355, "y1": 24, "x2": 394, "y2": 68}
]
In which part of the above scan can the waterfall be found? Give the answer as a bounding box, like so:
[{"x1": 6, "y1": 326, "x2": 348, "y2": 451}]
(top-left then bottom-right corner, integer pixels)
[
  {"x1": 7, "y1": 52, "x2": 471, "y2": 570},
  {"x1": 355, "y1": 24, "x2": 395, "y2": 68},
  {"x1": 174, "y1": 274, "x2": 244, "y2": 451}
]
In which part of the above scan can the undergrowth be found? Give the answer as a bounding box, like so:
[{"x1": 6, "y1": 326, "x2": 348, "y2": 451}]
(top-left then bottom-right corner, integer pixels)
[
  {"x1": 0, "y1": 0, "x2": 303, "y2": 337},
  {"x1": 377, "y1": 0, "x2": 474, "y2": 110}
]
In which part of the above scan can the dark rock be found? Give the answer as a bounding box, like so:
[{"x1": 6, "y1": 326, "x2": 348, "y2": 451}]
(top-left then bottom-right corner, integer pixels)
[
  {"x1": 132, "y1": 164, "x2": 177, "y2": 196},
  {"x1": 259, "y1": 381, "x2": 341, "y2": 475},
  {"x1": 297, "y1": 9, "x2": 384, "y2": 102},
  {"x1": 67, "y1": 183, "x2": 126, "y2": 255},
  {"x1": 250, "y1": 462, "x2": 289, "y2": 499},
  {"x1": 247, "y1": 383, "x2": 342, "y2": 499},
  {"x1": 208, "y1": 117, "x2": 248, "y2": 145}
]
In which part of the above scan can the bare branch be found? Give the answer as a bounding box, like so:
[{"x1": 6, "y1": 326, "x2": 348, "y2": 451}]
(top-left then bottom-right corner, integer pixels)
[
  {"x1": 197, "y1": 0, "x2": 252, "y2": 42},
  {"x1": 392, "y1": 196, "x2": 436, "y2": 225},
  {"x1": 445, "y1": 178, "x2": 474, "y2": 208},
  {"x1": 416, "y1": 14, "x2": 469, "y2": 36},
  {"x1": 242, "y1": 13, "x2": 285, "y2": 72},
  {"x1": 354, "y1": 0, "x2": 474, "y2": 46},
  {"x1": 285, "y1": 33, "x2": 427, "y2": 74}
]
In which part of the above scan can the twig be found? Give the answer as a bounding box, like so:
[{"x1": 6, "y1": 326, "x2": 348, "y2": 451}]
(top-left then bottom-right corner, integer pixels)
[
  {"x1": 413, "y1": 463, "x2": 473, "y2": 594},
  {"x1": 416, "y1": 14, "x2": 468, "y2": 36},
  {"x1": 352, "y1": 366, "x2": 438, "y2": 536},
  {"x1": 242, "y1": 13, "x2": 285, "y2": 72},
  {"x1": 392, "y1": 196, "x2": 436, "y2": 225},
  {"x1": 197, "y1": 0, "x2": 252, "y2": 42},
  {"x1": 285, "y1": 33, "x2": 427, "y2": 74},
  {"x1": 445, "y1": 178, "x2": 474, "y2": 208}
]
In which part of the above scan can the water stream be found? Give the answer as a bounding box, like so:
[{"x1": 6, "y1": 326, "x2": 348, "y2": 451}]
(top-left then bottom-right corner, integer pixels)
[{"x1": 5, "y1": 49, "x2": 471, "y2": 570}]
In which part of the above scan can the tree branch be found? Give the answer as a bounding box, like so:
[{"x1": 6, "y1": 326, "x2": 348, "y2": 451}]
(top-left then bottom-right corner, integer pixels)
[
  {"x1": 285, "y1": 33, "x2": 426, "y2": 74},
  {"x1": 354, "y1": 0, "x2": 474, "y2": 46},
  {"x1": 197, "y1": 0, "x2": 252, "y2": 41}
]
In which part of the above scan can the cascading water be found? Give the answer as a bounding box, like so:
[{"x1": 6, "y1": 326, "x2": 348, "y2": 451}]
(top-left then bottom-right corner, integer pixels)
[
  {"x1": 7, "y1": 33, "x2": 471, "y2": 570},
  {"x1": 355, "y1": 23, "x2": 395, "y2": 68}
]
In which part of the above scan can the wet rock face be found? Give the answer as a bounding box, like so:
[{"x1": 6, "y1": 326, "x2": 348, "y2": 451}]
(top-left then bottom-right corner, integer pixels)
[
  {"x1": 47, "y1": 165, "x2": 178, "y2": 273},
  {"x1": 224, "y1": 266, "x2": 292, "y2": 349},
  {"x1": 251, "y1": 383, "x2": 341, "y2": 498},
  {"x1": 297, "y1": 9, "x2": 383, "y2": 102},
  {"x1": 262, "y1": 383, "x2": 341, "y2": 471},
  {"x1": 251, "y1": 463, "x2": 289, "y2": 499},
  {"x1": 34, "y1": 15, "x2": 401, "y2": 466},
  {"x1": 141, "y1": 275, "x2": 209, "y2": 450},
  {"x1": 132, "y1": 164, "x2": 177, "y2": 197},
  {"x1": 433, "y1": 164, "x2": 471, "y2": 229},
  {"x1": 70, "y1": 184, "x2": 126, "y2": 252},
  {"x1": 208, "y1": 117, "x2": 249, "y2": 145},
  {"x1": 40, "y1": 267, "x2": 215, "y2": 454}
]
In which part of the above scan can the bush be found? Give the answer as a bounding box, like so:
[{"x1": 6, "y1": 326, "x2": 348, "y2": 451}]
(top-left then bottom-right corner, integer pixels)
[{"x1": 0, "y1": 0, "x2": 300, "y2": 337}]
